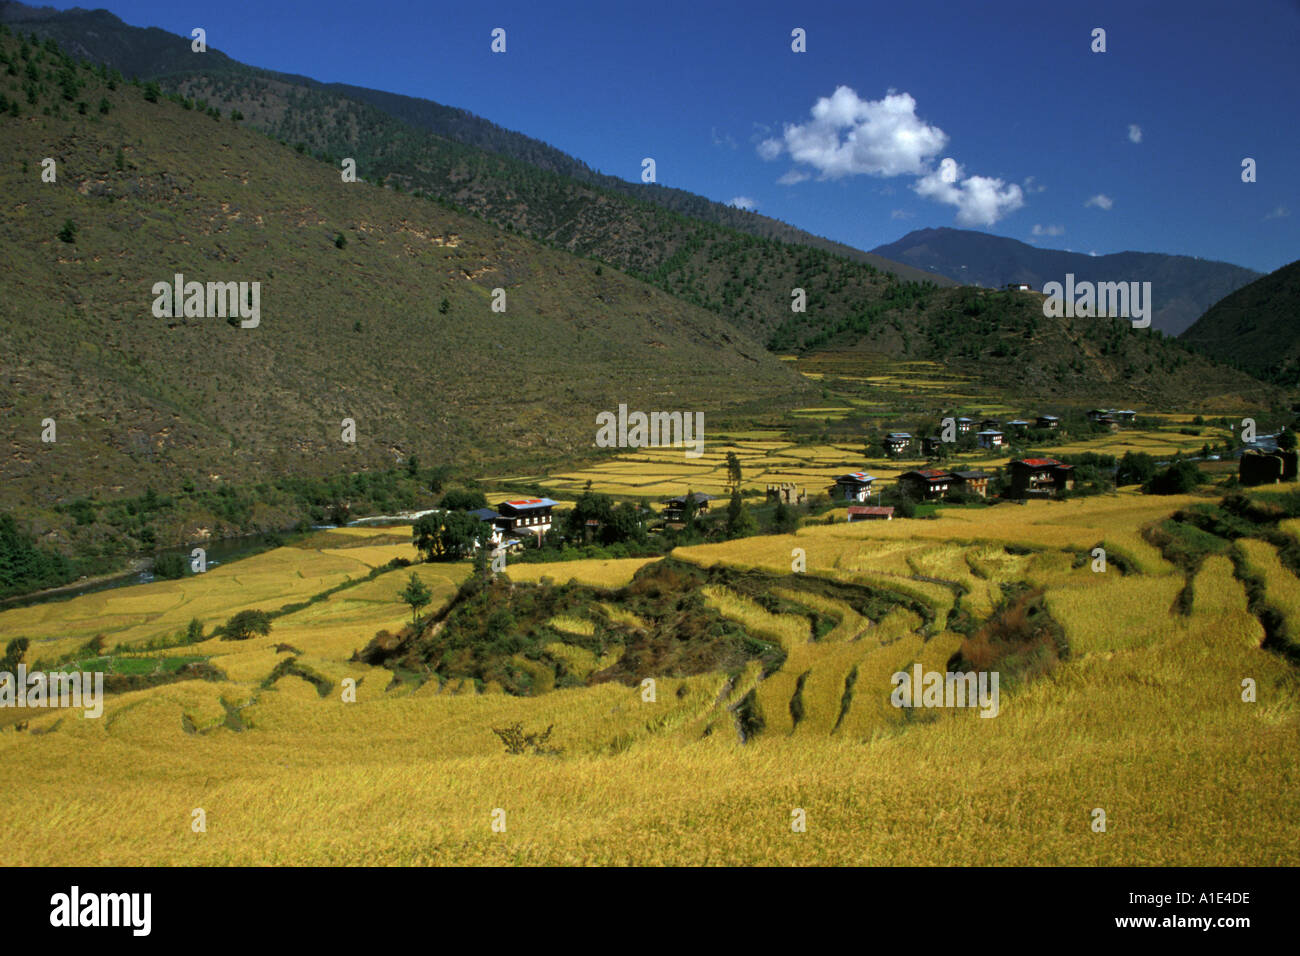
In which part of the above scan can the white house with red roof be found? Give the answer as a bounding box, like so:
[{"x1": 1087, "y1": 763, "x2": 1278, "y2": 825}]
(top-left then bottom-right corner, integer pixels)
[
  {"x1": 834, "y1": 472, "x2": 877, "y2": 502},
  {"x1": 495, "y1": 498, "x2": 558, "y2": 540}
]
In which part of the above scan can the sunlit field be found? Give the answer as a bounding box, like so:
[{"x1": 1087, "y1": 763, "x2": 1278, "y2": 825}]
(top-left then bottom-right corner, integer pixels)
[{"x1": 2, "y1": 482, "x2": 1297, "y2": 866}]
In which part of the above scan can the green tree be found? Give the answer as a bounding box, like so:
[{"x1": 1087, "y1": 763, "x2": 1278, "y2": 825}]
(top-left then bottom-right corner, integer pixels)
[
  {"x1": 1145, "y1": 460, "x2": 1202, "y2": 495},
  {"x1": 725, "y1": 451, "x2": 742, "y2": 488},
  {"x1": 725, "y1": 489, "x2": 756, "y2": 538},
  {"x1": 414, "y1": 511, "x2": 488, "y2": 561},
  {"x1": 399, "y1": 571, "x2": 433, "y2": 624},
  {"x1": 439, "y1": 488, "x2": 487, "y2": 511},
  {"x1": 1278, "y1": 429, "x2": 1297, "y2": 452},
  {"x1": 186, "y1": 618, "x2": 204, "y2": 643},
  {"x1": 142, "y1": 80, "x2": 159, "y2": 103},
  {"x1": 222, "y1": 609, "x2": 272, "y2": 641},
  {"x1": 57, "y1": 219, "x2": 77, "y2": 243}
]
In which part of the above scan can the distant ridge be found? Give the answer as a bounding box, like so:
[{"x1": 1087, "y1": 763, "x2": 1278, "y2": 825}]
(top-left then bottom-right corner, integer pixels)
[{"x1": 872, "y1": 227, "x2": 1260, "y2": 336}]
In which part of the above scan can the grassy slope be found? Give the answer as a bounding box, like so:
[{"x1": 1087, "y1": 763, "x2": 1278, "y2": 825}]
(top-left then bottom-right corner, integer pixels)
[
  {"x1": 0, "y1": 34, "x2": 808, "y2": 507},
  {"x1": 1180, "y1": 259, "x2": 1300, "y2": 385}
]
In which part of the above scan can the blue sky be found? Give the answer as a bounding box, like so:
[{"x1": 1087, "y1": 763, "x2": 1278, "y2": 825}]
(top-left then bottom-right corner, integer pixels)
[{"x1": 43, "y1": 0, "x2": 1300, "y2": 272}]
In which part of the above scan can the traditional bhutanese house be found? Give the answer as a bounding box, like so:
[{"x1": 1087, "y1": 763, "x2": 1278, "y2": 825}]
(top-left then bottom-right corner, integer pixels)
[
  {"x1": 976, "y1": 429, "x2": 1005, "y2": 450},
  {"x1": 1115, "y1": 409, "x2": 1137, "y2": 424},
  {"x1": 1006, "y1": 419, "x2": 1032, "y2": 432},
  {"x1": 1240, "y1": 449, "x2": 1298, "y2": 486},
  {"x1": 951, "y1": 469, "x2": 991, "y2": 498},
  {"x1": 1087, "y1": 408, "x2": 1112, "y2": 422},
  {"x1": 847, "y1": 505, "x2": 894, "y2": 522},
  {"x1": 955, "y1": 417, "x2": 975, "y2": 434},
  {"x1": 899, "y1": 469, "x2": 953, "y2": 500},
  {"x1": 469, "y1": 507, "x2": 506, "y2": 547},
  {"x1": 495, "y1": 498, "x2": 558, "y2": 540},
  {"x1": 978, "y1": 418, "x2": 1002, "y2": 431},
  {"x1": 834, "y1": 472, "x2": 877, "y2": 502},
  {"x1": 883, "y1": 432, "x2": 913, "y2": 457},
  {"x1": 662, "y1": 491, "x2": 715, "y2": 519},
  {"x1": 1009, "y1": 458, "x2": 1075, "y2": 497},
  {"x1": 921, "y1": 435, "x2": 945, "y2": 456},
  {"x1": 1036, "y1": 415, "x2": 1061, "y2": 429},
  {"x1": 1097, "y1": 415, "x2": 1120, "y2": 432}
]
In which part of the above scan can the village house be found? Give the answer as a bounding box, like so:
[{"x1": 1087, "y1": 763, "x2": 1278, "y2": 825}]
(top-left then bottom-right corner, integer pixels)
[
  {"x1": 955, "y1": 417, "x2": 975, "y2": 434},
  {"x1": 1006, "y1": 419, "x2": 1031, "y2": 432},
  {"x1": 1036, "y1": 414, "x2": 1060, "y2": 429},
  {"x1": 847, "y1": 505, "x2": 894, "y2": 522},
  {"x1": 1115, "y1": 409, "x2": 1137, "y2": 424},
  {"x1": 978, "y1": 418, "x2": 1002, "y2": 431},
  {"x1": 883, "y1": 432, "x2": 913, "y2": 457},
  {"x1": 921, "y1": 435, "x2": 945, "y2": 456},
  {"x1": 951, "y1": 469, "x2": 991, "y2": 498},
  {"x1": 662, "y1": 491, "x2": 715, "y2": 520},
  {"x1": 766, "y1": 482, "x2": 806, "y2": 505},
  {"x1": 1008, "y1": 458, "x2": 1075, "y2": 498},
  {"x1": 833, "y1": 472, "x2": 877, "y2": 502},
  {"x1": 976, "y1": 429, "x2": 1005, "y2": 450},
  {"x1": 1239, "y1": 449, "x2": 1298, "y2": 486},
  {"x1": 469, "y1": 507, "x2": 507, "y2": 548},
  {"x1": 496, "y1": 498, "x2": 558, "y2": 542},
  {"x1": 899, "y1": 469, "x2": 953, "y2": 501}
]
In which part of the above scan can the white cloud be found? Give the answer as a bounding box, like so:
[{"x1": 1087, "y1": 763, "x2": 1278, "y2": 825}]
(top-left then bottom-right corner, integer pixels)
[
  {"x1": 1032, "y1": 224, "x2": 1064, "y2": 237},
  {"x1": 1089, "y1": 250, "x2": 1098, "y2": 257},
  {"x1": 1023, "y1": 175, "x2": 1046, "y2": 194},
  {"x1": 914, "y1": 160, "x2": 1024, "y2": 227},
  {"x1": 756, "y1": 87, "x2": 947, "y2": 178},
  {"x1": 728, "y1": 196, "x2": 757, "y2": 211},
  {"x1": 776, "y1": 169, "x2": 809, "y2": 185},
  {"x1": 1265, "y1": 204, "x2": 1291, "y2": 220},
  {"x1": 711, "y1": 126, "x2": 737, "y2": 150},
  {"x1": 1128, "y1": 124, "x2": 1142, "y2": 144},
  {"x1": 1085, "y1": 193, "x2": 1114, "y2": 210},
  {"x1": 890, "y1": 209, "x2": 914, "y2": 220}
]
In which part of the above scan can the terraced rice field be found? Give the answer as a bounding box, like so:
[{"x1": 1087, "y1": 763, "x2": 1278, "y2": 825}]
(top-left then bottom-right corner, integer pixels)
[{"x1": 1, "y1": 484, "x2": 1297, "y2": 866}]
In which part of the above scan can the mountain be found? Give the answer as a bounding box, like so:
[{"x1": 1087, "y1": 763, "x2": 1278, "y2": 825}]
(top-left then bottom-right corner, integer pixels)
[
  {"x1": 0, "y1": 27, "x2": 807, "y2": 508},
  {"x1": 0, "y1": 0, "x2": 951, "y2": 291},
  {"x1": 1179, "y1": 260, "x2": 1300, "y2": 385},
  {"x1": 872, "y1": 227, "x2": 1261, "y2": 336}
]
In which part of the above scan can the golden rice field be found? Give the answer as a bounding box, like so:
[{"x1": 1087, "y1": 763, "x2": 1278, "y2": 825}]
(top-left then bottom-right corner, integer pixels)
[{"x1": 1, "y1": 492, "x2": 1297, "y2": 866}]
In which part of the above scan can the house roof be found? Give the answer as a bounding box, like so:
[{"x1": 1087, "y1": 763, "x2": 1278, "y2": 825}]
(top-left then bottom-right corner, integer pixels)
[
  {"x1": 847, "y1": 505, "x2": 895, "y2": 517},
  {"x1": 498, "y1": 497, "x2": 558, "y2": 511},
  {"x1": 1038, "y1": 414, "x2": 1060, "y2": 420},
  {"x1": 1016, "y1": 457, "x2": 1063, "y2": 468},
  {"x1": 956, "y1": 417, "x2": 974, "y2": 422},
  {"x1": 469, "y1": 508, "x2": 502, "y2": 521},
  {"x1": 836, "y1": 471, "x2": 877, "y2": 483},
  {"x1": 952, "y1": 470, "x2": 991, "y2": 480},
  {"x1": 976, "y1": 429, "x2": 1004, "y2": 437},
  {"x1": 885, "y1": 432, "x2": 912, "y2": 440},
  {"x1": 664, "y1": 492, "x2": 715, "y2": 505},
  {"x1": 902, "y1": 469, "x2": 951, "y2": 483}
]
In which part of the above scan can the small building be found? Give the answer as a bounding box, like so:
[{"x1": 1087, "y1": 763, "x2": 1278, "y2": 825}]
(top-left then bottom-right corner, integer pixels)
[
  {"x1": 847, "y1": 505, "x2": 894, "y2": 522},
  {"x1": 469, "y1": 507, "x2": 506, "y2": 548},
  {"x1": 766, "y1": 483, "x2": 806, "y2": 505},
  {"x1": 951, "y1": 470, "x2": 991, "y2": 498},
  {"x1": 1006, "y1": 282, "x2": 1032, "y2": 292},
  {"x1": 1008, "y1": 458, "x2": 1075, "y2": 498},
  {"x1": 1006, "y1": 419, "x2": 1032, "y2": 432},
  {"x1": 955, "y1": 417, "x2": 975, "y2": 434},
  {"x1": 834, "y1": 472, "x2": 877, "y2": 503},
  {"x1": 899, "y1": 469, "x2": 954, "y2": 501},
  {"x1": 1036, "y1": 415, "x2": 1060, "y2": 430},
  {"x1": 976, "y1": 429, "x2": 1005, "y2": 450},
  {"x1": 1115, "y1": 409, "x2": 1137, "y2": 424},
  {"x1": 978, "y1": 418, "x2": 1002, "y2": 431},
  {"x1": 921, "y1": 435, "x2": 946, "y2": 456},
  {"x1": 883, "y1": 432, "x2": 913, "y2": 457},
  {"x1": 1097, "y1": 416, "x2": 1120, "y2": 432},
  {"x1": 495, "y1": 498, "x2": 558, "y2": 540},
  {"x1": 1087, "y1": 408, "x2": 1112, "y2": 422},
  {"x1": 1240, "y1": 449, "x2": 1298, "y2": 486},
  {"x1": 662, "y1": 491, "x2": 715, "y2": 520}
]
